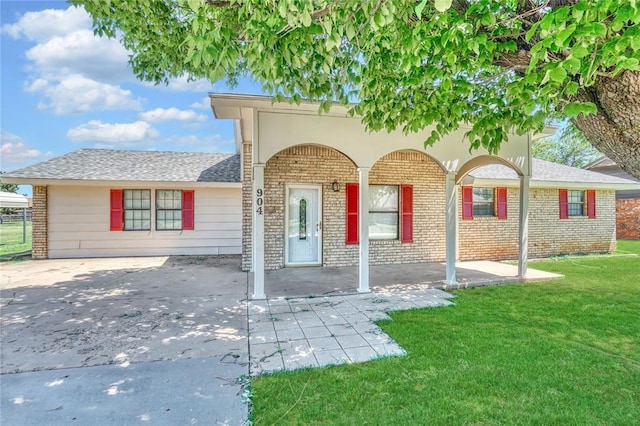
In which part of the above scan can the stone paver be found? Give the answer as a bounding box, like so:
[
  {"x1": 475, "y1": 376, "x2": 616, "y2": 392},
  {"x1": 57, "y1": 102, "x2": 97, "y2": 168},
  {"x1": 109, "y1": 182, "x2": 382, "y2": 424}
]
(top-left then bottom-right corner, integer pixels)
[{"x1": 248, "y1": 289, "x2": 454, "y2": 375}]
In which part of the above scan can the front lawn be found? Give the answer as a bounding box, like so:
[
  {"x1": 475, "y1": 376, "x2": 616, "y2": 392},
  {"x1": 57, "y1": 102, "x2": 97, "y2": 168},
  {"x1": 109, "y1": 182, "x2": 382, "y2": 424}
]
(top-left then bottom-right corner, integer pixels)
[
  {"x1": 250, "y1": 241, "x2": 640, "y2": 425},
  {"x1": 0, "y1": 221, "x2": 32, "y2": 258}
]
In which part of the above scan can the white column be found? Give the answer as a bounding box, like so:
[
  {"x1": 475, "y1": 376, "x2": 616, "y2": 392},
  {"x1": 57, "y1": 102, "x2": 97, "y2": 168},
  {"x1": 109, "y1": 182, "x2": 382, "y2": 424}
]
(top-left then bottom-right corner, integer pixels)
[
  {"x1": 445, "y1": 172, "x2": 458, "y2": 285},
  {"x1": 518, "y1": 175, "x2": 530, "y2": 279},
  {"x1": 252, "y1": 164, "x2": 266, "y2": 299},
  {"x1": 358, "y1": 167, "x2": 370, "y2": 293}
]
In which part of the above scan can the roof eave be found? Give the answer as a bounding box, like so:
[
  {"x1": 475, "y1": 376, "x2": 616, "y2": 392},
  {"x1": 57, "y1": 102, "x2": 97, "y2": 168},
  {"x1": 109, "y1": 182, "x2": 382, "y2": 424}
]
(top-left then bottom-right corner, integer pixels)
[
  {"x1": 469, "y1": 177, "x2": 640, "y2": 190},
  {"x1": 0, "y1": 177, "x2": 242, "y2": 188}
]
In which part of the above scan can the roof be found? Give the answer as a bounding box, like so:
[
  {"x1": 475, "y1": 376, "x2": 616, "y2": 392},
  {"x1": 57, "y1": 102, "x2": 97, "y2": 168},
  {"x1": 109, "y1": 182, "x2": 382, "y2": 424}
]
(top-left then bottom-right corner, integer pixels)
[
  {"x1": 584, "y1": 155, "x2": 640, "y2": 199},
  {"x1": 0, "y1": 191, "x2": 29, "y2": 208},
  {"x1": 1, "y1": 149, "x2": 241, "y2": 185},
  {"x1": 467, "y1": 158, "x2": 640, "y2": 190}
]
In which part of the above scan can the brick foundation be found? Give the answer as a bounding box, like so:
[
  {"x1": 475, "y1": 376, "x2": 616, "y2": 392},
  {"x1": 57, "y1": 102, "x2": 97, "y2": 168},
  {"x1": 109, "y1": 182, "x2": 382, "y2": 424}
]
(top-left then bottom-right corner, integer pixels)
[
  {"x1": 617, "y1": 198, "x2": 640, "y2": 240},
  {"x1": 31, "y1": 185, "x2": 48, "y2": 259}
]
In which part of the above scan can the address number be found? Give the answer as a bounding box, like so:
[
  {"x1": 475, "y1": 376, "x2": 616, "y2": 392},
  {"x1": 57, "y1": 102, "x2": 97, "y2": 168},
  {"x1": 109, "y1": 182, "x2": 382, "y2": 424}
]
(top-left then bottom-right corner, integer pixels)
[{"x1": 256, "y1": 189, "x2": 264, "y2": 215}]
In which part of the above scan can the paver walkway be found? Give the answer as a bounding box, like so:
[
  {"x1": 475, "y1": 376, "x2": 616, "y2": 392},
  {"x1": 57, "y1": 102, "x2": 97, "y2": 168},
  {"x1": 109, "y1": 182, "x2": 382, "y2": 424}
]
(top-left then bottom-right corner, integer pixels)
[{"x1": 248, "y1": 287, "x2": 454, "y2": 374}]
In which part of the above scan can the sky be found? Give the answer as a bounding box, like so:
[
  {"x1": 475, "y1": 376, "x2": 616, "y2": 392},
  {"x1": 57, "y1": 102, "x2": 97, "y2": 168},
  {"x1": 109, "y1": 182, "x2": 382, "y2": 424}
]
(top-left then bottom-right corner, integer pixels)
[{"x1": 1, "y1": 0, "x2": 263, "y2": 196}]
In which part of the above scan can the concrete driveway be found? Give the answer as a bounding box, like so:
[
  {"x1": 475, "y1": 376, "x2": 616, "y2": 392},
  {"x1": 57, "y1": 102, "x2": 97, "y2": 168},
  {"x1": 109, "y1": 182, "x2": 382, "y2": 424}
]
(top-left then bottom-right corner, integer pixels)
[{"x1": 1, "y1": 256, "x2": 249, "y2": 425}]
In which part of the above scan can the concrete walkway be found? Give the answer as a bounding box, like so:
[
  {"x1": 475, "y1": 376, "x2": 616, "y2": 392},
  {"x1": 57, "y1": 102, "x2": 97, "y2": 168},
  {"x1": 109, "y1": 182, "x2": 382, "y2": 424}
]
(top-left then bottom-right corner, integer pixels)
[{"x1": 248, "y1": 289, "x2": 455, "y2": 375}]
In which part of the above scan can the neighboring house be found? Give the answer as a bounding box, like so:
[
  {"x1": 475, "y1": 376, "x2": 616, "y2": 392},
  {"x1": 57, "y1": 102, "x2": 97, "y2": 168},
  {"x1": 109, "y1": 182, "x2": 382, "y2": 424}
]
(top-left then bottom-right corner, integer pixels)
[
  {"x1": 585, "y1": 156, "x2": 640, "y2": 240},
  {"x1": 1, "y1": 150, "x2": 242, "y2": 258},
  {"x1": 2, "y1": 94, "x2": 638, "y2": 299}
]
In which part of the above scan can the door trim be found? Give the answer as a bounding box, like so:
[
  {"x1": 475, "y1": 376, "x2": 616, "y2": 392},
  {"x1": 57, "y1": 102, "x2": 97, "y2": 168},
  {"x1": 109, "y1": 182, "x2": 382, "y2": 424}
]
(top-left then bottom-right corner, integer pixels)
[{"x1": 284, "y1": 184, "x2": 323, "y2": 266}]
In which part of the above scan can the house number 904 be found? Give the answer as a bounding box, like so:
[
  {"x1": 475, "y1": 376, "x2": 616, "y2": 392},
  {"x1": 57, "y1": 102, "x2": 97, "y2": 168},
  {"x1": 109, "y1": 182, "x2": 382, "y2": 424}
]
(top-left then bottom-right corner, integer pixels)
[{"x1": 256, "y1": 189, "x2": 264, "y2": 215}]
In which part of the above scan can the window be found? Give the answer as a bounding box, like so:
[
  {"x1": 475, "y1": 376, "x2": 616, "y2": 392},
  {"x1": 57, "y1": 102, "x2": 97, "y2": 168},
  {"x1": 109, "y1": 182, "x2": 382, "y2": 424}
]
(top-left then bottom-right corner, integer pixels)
[
  {"x1": 156, "y1": 190, "x2": 182, "y2": 230},
  {"x1": 369, "y1": 185, "x2": 399, "y2": 240},
  {"x1": 568, "y1": 190, "x2": 584, "y2": 216},
  {"x1": 559, "y1": 189, "x2": 596, "y2": 219},
  {"x1": 124, "y1": 189, "x2": 151, "y2": 230},
  {"x1": 462, "y1": 186, "x2": 507, "y2": 220},
  {"x1": 472, "y1": 188, "x2": 494, "y2": 217},
  {"x1": 110, "y1": 189, "x2": 195, "y2": 231},
  {"x1": 345, "y1": 183, "x2": 413, "y2": 244}
]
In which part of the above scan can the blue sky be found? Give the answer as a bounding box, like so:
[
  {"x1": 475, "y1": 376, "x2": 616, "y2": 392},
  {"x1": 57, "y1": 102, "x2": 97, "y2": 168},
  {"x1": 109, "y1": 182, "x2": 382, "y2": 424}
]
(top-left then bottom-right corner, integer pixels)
[{"x1": 1, "y1": 0, "x2": 262, "y2": 196}]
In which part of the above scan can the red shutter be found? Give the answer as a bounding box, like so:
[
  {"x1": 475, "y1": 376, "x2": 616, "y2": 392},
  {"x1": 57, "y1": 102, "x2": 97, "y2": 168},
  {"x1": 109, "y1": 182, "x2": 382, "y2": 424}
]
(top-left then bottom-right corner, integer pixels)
[
  {"x1": 400, "y1": 185, "x2": 413, "y2": 243},
  {"x1": 462, "y1": 186, "x2": 474, "y2": 220},
  {"x1": 496, "y1": 187, "x2": 508, "y2": 219},
  {"x1": 586, "y1": 189, "x2": 596, "y2": 219},
  {"x1": 110, "y1": 189, "x2": 123, "y2": 231},
  {"x1": 345, "y1": 183, "x2": 359, "y2": 244},
  {"x1": 182, "y1": 190, "x2": 195, "y2": 230},
  {"x1": 559, "y1": 189, "x2": 569, "y2": 219}
]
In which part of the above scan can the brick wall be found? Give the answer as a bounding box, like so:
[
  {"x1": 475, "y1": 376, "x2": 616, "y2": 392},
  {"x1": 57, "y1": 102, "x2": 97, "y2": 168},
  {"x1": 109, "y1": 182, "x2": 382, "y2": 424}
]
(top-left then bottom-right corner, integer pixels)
[
  {"x1": 31, "y1": 185, "x2": 48, "y2": 259},
  {"x1": 459, "y1": 187, "x2": 617, "y2": 260},
  {"x1": 261, "y1": 147, "x2": 446, "y2": 269},
  {"x1": 617, "y1": 198, "x2": 640, "y2": 240}
]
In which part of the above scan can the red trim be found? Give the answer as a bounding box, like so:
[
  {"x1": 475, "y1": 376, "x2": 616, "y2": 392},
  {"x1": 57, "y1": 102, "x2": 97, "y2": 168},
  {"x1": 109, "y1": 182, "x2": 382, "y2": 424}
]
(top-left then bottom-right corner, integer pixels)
[
  {"x1": 559, "y1": 189, "x2": 569, "y2": 219},
  {"x1": 462, "y1": 186, "x2": 474, "y2": 220},
  {"x1": 400, "y1": 185, "x2": 413, "y2": 243},
  {"x1": 345, "y1": 183, "x2": 359, "y2": 244},
  {"x1": 110, "y1": 189, "x2": 123, "y2": 231},
  {"x1": 586, "y1": 189, "x2": 596, "y2": 219},
  {"x1": 182, "y1": 190, "x2": 195, "y2": 230},
  {"x1": 496, "y1": 187, "x2": 508, "y2": 219}
]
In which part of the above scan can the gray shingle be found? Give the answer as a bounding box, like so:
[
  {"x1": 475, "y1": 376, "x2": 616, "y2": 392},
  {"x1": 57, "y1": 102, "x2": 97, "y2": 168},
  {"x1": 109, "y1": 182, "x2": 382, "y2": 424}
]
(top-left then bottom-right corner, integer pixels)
[
  {"x1": 3, "y1": 149, "x2": 240, "y2": 183},
  {"x1": 469, "y1": 158, "x2": 638, "y2": 185}
]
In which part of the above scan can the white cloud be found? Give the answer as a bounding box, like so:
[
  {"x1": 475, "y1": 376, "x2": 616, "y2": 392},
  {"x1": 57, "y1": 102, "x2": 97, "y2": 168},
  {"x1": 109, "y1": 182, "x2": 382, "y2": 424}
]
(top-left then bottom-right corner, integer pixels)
[
  {"x1": 167, "y1": 133, "x2": 235, "y2": 153},
  {"x1": 190, "y1": 97, "x2": 211, "y2": 110},
  {"x1": 138, "y1": 107, "x2": 207, "y2": 124},
  {"x1": 158, "y1": 75, "x2": 214, "y2": 93},
  {"x1": 0, "y1": 129, "x2": 52, "y2": 170},
  {"x1": 67, "y1": 121, "x2": 159, "y2": 144},
  {"x1": 1, "y1": 6, "x2": 91, "y2": 43},
  {"x1": 27, "y1": 75, "x2": 142, "y2": 115},
  {"x1": 25, "y1": 29, "x2": 131, "y2": 83}
]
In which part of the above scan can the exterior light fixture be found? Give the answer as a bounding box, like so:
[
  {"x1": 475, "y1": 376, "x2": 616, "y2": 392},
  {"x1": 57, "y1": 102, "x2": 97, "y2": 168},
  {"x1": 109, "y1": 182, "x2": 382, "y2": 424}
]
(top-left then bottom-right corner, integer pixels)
[{"x1": 332, "y1": 180, "x2": 340, "y2": 192}]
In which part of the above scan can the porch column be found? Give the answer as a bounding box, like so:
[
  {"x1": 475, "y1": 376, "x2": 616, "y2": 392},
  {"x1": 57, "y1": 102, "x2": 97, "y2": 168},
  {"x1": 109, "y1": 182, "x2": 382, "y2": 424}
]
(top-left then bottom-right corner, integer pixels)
[
  {"x1": 358, "y1": 167, "x2": 370, "y2": 293},
  {"x1": 252, "y1": 163, "x2": 266, "y2": 299},
  {"x1": 445, "y1": 172, "x2": 458, "y2": 285},
  {"x1": 518, "y1": 175, "x2": 530, "y2": 279}
]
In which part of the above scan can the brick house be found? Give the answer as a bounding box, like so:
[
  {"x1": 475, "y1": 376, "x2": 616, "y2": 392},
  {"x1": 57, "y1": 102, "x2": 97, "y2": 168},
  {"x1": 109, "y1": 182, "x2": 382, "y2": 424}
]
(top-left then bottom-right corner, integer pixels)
[
  {"x1": 585, "y1": 156, "x2": 640, "y2": 240},
  {"x1": 208, "y1": 94, "x2": 638, "y2": 298},
  {"x1": 2, "y1": 94, "x2": 638, "y2": 299}
]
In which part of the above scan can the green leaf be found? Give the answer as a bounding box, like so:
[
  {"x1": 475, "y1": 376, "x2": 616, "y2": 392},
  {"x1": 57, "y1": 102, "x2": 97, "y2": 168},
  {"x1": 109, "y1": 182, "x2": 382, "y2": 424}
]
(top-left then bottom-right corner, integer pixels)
[
  {"x1": 564, "y1": 101, "x2": 598, "y2": 118},
  {"x1": 415, "y1": 0, "x2": 428, "y2": 18}
]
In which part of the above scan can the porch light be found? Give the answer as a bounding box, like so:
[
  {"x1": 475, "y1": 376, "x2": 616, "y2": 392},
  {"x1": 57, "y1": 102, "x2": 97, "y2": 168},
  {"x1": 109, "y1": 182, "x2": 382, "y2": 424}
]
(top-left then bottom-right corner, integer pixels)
[{"x1": 332, "y1": 180, "x2": 340, "y2": 192}]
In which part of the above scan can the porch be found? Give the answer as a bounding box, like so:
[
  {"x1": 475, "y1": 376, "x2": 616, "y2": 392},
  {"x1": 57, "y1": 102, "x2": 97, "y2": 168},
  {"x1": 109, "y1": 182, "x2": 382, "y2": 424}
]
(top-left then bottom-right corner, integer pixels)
[{"x1": 259, "y1": 260, "x2": 562, "y2": 298}]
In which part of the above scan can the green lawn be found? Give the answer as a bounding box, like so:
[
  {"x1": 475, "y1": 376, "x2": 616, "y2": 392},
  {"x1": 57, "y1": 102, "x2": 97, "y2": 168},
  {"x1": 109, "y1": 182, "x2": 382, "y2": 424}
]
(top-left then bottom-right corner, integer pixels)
[
  {"x1": 0, "y1": 221, "x2": 32, "y2": 257},
  {"x1": 250, "y1": 241, "x2": 640, "y2": 425}
]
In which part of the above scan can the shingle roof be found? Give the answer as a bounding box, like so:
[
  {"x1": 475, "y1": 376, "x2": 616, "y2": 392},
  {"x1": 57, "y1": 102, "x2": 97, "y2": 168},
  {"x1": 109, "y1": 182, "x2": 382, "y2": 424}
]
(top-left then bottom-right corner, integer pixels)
[
  {"x1": 469, "y1": 158, "x2": 638, "y2": 185},
  {"x1": 2, "y1": 149, "x2": 240, "y2": 183}
]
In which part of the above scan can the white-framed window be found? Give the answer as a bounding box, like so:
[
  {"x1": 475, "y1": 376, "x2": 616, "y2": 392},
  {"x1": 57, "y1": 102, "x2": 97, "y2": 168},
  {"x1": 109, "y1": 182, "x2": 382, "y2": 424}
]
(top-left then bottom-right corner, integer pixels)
[
  {"x1": 156, "y1": 190, "x2": 182, "y2": 230},
  {"x1": 368, "y1": 185, "x2": 399, "y2": 240},
  {"x1": 472, "y1": 188, "x2": 495, "y2": 217},
  {"x1": 123, "y1": 189, "x2": 151, "y2": 231},
  {"x1": 568, "y1": 190, "x2": 585, "y2": 216}
]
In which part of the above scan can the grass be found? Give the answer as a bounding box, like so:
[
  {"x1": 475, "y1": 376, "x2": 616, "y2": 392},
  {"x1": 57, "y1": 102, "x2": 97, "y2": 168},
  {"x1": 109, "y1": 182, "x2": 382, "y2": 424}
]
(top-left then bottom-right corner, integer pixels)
[
  {"x1": 0, "y1": 221, "x2": 32, "y2": 258},
  {"x1": 250, "y1": 241, "x2": 640, "y2": 425}
]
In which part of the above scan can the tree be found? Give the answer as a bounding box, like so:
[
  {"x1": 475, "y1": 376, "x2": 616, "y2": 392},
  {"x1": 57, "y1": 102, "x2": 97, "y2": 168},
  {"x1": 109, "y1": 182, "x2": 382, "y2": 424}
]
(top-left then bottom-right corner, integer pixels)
[
  {"x1": 0, "y1": 173, "x2": 19, "y2": 193},
  {"x1": 73, "y1": 0, "x2": 640, "y2": 178},
  {"x1": 532, "y1": 122, "x2": 601, "y2": 167}
]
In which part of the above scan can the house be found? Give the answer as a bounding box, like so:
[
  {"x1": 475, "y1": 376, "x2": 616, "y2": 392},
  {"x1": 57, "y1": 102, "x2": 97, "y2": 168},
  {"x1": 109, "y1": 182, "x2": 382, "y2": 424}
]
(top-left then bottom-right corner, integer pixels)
[
  {"x1": 585, "y1": 156, "x2": 640, "y2": 240},
  {"x1": 1, "y1": 150, "x2": 242, "y2": 258},
  {"x1": 2, "y1": 94, "x2": 639, "y2": 299}
]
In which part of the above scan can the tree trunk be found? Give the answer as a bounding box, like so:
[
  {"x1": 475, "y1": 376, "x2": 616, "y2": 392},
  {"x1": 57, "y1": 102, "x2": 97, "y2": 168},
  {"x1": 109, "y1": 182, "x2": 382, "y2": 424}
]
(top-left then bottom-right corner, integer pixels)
[{"x1": 571, "y1": 70, "x2": 640, "y2": 179}]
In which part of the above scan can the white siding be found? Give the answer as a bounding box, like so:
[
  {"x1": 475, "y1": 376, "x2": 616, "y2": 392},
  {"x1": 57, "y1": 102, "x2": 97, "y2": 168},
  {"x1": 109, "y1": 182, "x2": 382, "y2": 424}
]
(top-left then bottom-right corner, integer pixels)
[{"x1": 47, "y1": 186, "x2": 242, "y2": 258}]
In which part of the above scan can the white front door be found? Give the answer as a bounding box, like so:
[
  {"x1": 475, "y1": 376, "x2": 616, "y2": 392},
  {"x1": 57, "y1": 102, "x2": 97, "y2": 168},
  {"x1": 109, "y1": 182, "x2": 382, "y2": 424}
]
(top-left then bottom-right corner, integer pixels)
[{"x1": 285, "y1": 185, "x2": 322, "y2": 266}]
